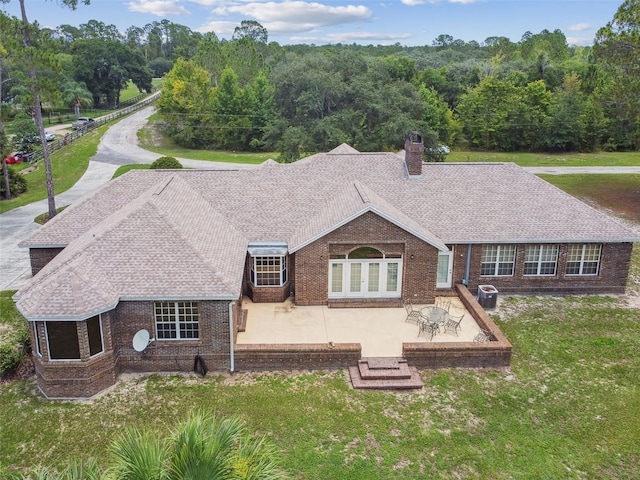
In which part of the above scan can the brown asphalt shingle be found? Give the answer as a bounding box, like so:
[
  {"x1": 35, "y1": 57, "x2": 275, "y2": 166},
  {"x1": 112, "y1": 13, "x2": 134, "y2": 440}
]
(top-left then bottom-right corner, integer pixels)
[{"x1": 15, "y1": 147, "x2": 639, "y2": 320}]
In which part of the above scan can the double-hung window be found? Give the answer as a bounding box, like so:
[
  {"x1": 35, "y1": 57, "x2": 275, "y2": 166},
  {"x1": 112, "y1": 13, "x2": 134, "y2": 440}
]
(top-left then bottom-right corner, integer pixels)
[
  {"x1": 155, "y1": 302, "x2": 200, "y2": 340},
  {"x1": 524, "y1": 245, "x2": 559, "y2": 276},
  {"x1": 481, "y1": 245, "x2": 516, "y2": 276},
  {"x1": 252, "y1": 255, "x2": 288, "y2": 287},
  {"x1": 566, "y1": 244, "x2": 601, "y2": 276}
]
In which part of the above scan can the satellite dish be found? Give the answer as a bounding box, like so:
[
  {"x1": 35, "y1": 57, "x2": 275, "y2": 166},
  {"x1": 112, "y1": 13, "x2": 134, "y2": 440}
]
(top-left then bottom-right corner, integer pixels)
[{"x1": 132, "y1": 329, "x2": 151, "y2": 352}]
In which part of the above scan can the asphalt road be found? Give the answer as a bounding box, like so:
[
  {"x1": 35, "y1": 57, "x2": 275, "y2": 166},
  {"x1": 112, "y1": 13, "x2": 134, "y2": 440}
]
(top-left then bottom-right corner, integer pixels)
[{"x1": 1, "y1": 108, "x2": 639, "y2": 291}]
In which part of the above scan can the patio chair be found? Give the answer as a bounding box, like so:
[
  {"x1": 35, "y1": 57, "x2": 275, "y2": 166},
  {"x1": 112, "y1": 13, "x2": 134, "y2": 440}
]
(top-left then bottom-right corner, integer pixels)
[
  {"x1": 418, "y1": 319, "x2": 439, "y2": 341},
  {"x1": 442, "y1": 314, "x2": 464, "y2": 336},
  {"x1": 436, "y1": 297, "x2": 451, "y2": 312},
  {"x1": 473, "y1": 329, "x2": 495, "y2": 342},
  {"x1": 404, "y1": 302, "x2": 424, "y2": 324}
]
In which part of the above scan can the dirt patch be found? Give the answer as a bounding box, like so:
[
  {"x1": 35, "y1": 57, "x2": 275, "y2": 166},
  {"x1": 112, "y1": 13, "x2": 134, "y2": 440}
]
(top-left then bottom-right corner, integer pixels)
[{"x1": 0, "y1": 358, "x2": 34, "y2": 385}]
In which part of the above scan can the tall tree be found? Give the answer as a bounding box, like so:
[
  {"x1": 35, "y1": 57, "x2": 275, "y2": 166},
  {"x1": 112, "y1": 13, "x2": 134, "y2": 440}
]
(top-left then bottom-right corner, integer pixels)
[
  {"x1": 12, "y1": 0, "x2": 89, "y2": 219},
  {"x1": 232, "y1": 20, "x2": 268, "y2": 43},
  {"x1": 593, "y1": 0, "x2": 640, "y2": 149}
]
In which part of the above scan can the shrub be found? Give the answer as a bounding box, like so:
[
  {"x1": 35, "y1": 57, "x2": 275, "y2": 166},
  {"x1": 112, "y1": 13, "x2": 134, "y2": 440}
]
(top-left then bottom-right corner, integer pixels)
[
  {"x1": 0, "y1": 344, "x2": 23, "y2": 377},
  {"x1": 0, "y1": 164, "x2": 28, "y2": 198},
  {"x1": 150, "y1": 156, "x2": 182, "y2": 169}
]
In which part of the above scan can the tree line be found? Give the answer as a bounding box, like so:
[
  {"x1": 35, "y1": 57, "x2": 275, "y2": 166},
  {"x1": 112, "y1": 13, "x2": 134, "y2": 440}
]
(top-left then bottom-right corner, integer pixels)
[{"x1": 2, "y1": 2, "x2": 639, "y2": 164}]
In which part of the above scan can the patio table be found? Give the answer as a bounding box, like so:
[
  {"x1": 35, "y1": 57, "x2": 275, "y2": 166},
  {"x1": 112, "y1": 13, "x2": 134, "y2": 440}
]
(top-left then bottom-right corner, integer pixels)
[{"x1": 421, "y1": 306, "x2": 450, "y2": 325}]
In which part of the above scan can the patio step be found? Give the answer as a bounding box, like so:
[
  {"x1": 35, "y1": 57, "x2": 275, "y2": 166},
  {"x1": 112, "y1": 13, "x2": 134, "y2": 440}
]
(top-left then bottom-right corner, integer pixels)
[
  {"x1": 349, "y1": 357, "x2": 423, "y2": 390},
  {"x1": 328, "y1": 299, "x2": 403, "y2": 308}
]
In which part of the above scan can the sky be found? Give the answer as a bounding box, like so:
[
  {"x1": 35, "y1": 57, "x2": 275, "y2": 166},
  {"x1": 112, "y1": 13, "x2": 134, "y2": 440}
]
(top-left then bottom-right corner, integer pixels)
[{"x1": 2, "y1": 0, "x2": 622, "y2": 47}]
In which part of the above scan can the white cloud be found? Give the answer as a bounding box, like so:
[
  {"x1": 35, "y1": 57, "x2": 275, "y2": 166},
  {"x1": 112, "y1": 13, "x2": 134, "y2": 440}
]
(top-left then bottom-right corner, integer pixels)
[
  {"x1": 194, "y1": 20, "x2": 239, "y2": 34},
  {"x1": 214, "y1": 1, "x2": 372, "y2": 33},
  {"x1": 128, "y1": 0, "x2": 191, "y2": 16},
  {"x1": 291, "y1": 31, "x2": 412, "y2": 44},
  {"x1": 566, "y1": 36, "x2": 593, "y2": 46},
  {"x1": 401, "y1": 0, "x2": 425, "y2": 5},
  {"x1": 449, "y1": 0, "x2": 483, "y2": 4},
  {"x1": 567, "y1": 22, "x2": 592, "y2": 32}
]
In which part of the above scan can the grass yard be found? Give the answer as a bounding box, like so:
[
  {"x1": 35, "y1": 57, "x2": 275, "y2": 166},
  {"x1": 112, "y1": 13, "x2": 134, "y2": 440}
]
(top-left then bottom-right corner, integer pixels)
[
  {"x1": 447, "y1": 150, "x2": 640, "y2": 167},
  {"x1": 0, "y1": 126, "x2": 104, "y2": 215},
  {"x1": 540, "y1": 174, "x2": 640, "y2": 224},
  {"x1": 0, "y1": 289, "x2": 639, "y2": 478},
  {"x1": 137, "y1": 114, "x2": 275, "y2": 164}
]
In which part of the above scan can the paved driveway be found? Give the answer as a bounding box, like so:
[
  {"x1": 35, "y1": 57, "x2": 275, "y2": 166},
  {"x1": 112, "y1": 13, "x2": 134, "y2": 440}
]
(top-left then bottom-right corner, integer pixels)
[{"x1": 0, "y1": 107, "x2": 256, "y2": 291}]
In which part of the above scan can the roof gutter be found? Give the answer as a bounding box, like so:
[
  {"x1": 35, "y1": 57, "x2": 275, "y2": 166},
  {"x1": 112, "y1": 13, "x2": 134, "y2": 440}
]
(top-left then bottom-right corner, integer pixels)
[
  {"x1": 463, "y1": 243, "x2": 472, "y2": 286},
  {"x1": 228, "y1": 301, "x2": 235, "y2": 374}
]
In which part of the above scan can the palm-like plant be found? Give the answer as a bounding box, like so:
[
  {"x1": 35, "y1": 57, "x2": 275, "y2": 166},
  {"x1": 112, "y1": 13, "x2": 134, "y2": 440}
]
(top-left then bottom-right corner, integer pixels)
[
  {"x1": 60, "y1": 79, "x2": 93, "y2": 119},
  {"x1": 108, "y1": 428, "x2": 168, "y2": 480},
  {"x1": 11, "y1": 412, "x2": 287, "y2": 480},
  {"x1": 111, "y1": 411, "x2": 287, "y2": 480}
]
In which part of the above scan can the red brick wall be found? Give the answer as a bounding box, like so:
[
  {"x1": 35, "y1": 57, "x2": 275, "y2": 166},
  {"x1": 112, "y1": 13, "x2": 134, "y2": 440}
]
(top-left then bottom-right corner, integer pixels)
[
  {"x1": 454, "y1": 242, "x2": 633, "y2": 295},
  {"x1": 28, "y1": 247, "x2": 64, "y2": 276},
  {"x1": 234, "y1": 343, "x2": 361, "y2": 370},
  {"x1": 31, "y1": 300, "x2": 236, "y2": 398},
  {"x1": 293, "y1": 212, "x2": 439, "y2": 306},
  {"x1": 113, "y1": 300, "x2": 233, "y2": 374}
]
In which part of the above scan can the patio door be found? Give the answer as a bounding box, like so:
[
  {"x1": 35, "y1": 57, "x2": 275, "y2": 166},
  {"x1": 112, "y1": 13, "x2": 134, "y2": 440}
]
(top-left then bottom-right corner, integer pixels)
[
  {"x1": 329, "y1": 248, "x2": 402, "y2": 299},
  {"x1": 436, "y1": 248, "x2": 454, "y2": 289}
]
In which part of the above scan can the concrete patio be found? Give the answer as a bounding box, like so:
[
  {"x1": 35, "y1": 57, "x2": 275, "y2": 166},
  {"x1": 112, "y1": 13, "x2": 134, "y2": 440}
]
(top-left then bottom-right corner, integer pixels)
[{"x1": 237, "y1": 296, "x2": 482, "y2": 357}]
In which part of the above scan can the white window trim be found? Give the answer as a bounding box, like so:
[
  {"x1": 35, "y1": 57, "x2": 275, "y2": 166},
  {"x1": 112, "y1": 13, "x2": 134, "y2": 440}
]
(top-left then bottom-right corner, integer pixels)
[
  {"x1": 566, "y1": 244, "x2": 602, "y2": 276},
  {"x1": 154, "y1": 301, "x2": 200, "y2": 341},
  {"x1": 328, "y1": 253, "x2": 403, "y2": 299},
  {"x1": 251, "y1": 255, "x2": 288, "y2": 287},
  {"x1": 524, "y1": 245, "x2": 559, "y2": 276},
  {"x1": 481, "y1": 244, "x2": 516, "y2": 277}
]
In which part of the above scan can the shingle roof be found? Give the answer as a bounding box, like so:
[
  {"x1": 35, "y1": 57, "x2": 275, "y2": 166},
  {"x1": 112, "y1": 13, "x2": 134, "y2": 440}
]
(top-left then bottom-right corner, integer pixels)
[{"x1": 15, "y1": 150, "x2": 639, "y2": 320}]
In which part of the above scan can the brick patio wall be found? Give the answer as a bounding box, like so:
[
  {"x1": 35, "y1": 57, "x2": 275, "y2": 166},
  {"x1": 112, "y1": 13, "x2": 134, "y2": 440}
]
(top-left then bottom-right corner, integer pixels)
[
  {"x1": 403, "y1": 284, "x2": 512, "y2": 369},
  {"x1": 294, "y1": 211, "x2": 439, "y2": 306},
  {"x1": 234, "y1": 343, "x2": 361, "y2": 370},
  {"x1": 453, "y1": 242, "x2": 633, "y2": 295},
  {"x1": 28, "y1": 247, "x2": 64, "y2": 276}
]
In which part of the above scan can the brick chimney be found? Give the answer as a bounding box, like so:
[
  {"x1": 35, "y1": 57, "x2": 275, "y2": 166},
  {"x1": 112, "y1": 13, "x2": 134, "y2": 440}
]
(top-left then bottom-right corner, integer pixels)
[{"x1": 405, "y1": 131, "x2": 424, "y2": 177}]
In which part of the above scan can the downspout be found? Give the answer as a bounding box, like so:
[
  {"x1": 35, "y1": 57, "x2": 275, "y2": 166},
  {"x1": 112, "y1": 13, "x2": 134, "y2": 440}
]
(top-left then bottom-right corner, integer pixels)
[
  {"x1": 463, "y1": 244, "x2": 472, "y2": 286},
  {"x1": 228, "y1": 301, "x2": 235, "y2": 373}
]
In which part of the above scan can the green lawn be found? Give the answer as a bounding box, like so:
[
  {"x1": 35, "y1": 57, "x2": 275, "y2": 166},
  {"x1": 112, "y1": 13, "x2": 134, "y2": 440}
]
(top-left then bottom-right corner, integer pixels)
[
  {"x1": 137, "y1": 114, "x2": 275, "y2": 164},
  {"x1": 0, "y1": 127, "x2": 103, "y2": 215},
  {"x1": 1, "y1": 288, "x2": 639, "y2": 478},
  {"x1": 447, "y1": 150, "x2": 640, "y2": 167}
]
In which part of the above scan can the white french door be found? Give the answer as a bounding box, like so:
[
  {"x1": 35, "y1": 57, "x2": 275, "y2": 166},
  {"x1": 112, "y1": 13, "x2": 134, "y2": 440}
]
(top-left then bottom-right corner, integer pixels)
[
  {"x1": 436, "y1": 248, "x2": 454, "y2": 288},
  {"x1": 330, "y1": 259, "x2": 402, "y2": 298}
]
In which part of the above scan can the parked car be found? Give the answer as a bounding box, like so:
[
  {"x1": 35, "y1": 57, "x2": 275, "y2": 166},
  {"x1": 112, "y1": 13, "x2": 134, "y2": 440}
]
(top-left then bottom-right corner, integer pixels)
[
  {"x1": 72, "y1": 117, "x2": 96, "y2": 130},
  {"x1": 28, "y1": 131, "x2": 56, "y2": 143},
  {"x1": 4, "y1": 152, "x2": 34, "y2": 164}
]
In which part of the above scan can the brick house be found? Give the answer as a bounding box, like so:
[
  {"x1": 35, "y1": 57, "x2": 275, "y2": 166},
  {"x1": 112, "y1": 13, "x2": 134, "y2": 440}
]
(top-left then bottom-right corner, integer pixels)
[{"x1": 13, "y1": 133, "x2": 638, "y2": 397}]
